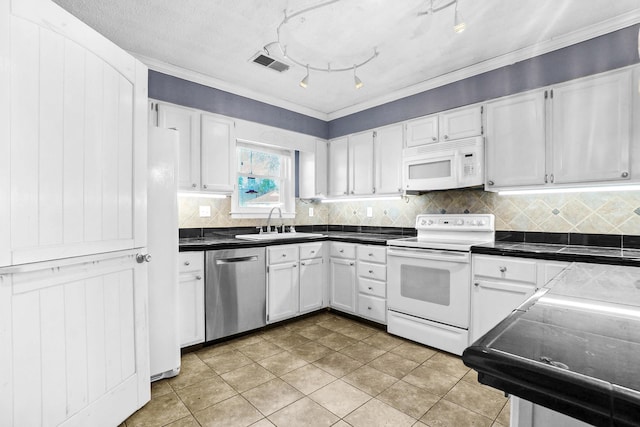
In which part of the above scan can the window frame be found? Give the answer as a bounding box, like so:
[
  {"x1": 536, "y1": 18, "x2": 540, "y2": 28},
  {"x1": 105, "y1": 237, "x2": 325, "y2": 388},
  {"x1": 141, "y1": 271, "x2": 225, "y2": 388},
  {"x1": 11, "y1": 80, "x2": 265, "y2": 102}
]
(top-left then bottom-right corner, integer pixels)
[{"x1": 230, "y1": 140, "x2": 295, "y2": 219}]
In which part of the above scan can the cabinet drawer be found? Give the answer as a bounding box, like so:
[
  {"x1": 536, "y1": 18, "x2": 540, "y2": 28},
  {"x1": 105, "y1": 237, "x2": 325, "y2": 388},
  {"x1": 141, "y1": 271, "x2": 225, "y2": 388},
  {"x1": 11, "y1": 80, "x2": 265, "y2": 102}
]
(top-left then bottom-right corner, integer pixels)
[
  {"x1": 473, "y1": 255, "x2": 536, "y2": 283},
  {"x1": 330, "y1": 242, "x2": 356, "y2": 259},
  {"x1": 358, "y1": 294, "x2": 386, "y2": 323},
  {"x1": 358, "y1": 261, "x2": 386, "y2": 281},
  {"x1": 357, "y1": 245, "x2": 386, "y2": 264},
  {"x1": 358, "y1": 277, "x2": 386, "y2": 298},
  {"x1": 300, "y1": 242, "x2": 324, "y2": 260},
  {"x1": 268, "y1": 245, "x2": 298, "y2": 265},
  {"x1": 179, "y1": 251, "x2": 204, "y2": 274}
]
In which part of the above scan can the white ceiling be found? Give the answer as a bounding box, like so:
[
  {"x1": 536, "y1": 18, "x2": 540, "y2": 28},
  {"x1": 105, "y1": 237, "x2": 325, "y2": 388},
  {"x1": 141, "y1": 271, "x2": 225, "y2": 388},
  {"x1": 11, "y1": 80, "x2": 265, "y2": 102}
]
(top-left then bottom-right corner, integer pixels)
[{"x1": 52, "y1": 0, "x2": 640, "y2": 120}]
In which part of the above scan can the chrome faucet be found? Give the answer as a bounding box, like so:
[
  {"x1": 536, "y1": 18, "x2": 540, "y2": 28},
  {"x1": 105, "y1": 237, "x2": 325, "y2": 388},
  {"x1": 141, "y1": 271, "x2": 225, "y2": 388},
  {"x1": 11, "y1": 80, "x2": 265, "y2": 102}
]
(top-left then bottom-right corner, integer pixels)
[{"x1": 265, "y1": 207, "x2": 283, "y2": 233}]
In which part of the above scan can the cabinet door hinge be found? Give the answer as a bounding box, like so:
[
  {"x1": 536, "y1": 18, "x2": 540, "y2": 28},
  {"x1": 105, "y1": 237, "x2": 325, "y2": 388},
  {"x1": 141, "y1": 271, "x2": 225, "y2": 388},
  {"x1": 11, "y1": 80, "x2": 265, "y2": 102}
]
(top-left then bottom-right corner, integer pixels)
[
  {"x1": 544, "y1": 90, "x2": 548, "y2": 99},
  {"x1": 550, "y1": 89, "x2": 554, "y2": 99},
  {"x1": 267, "y1": 266, "x2": 270, "y2": 273},
  {"x1": 372, "y1": 131, "x2": 377, "y2": 138},
  {"x1": 480, "y1": 105, "x2": 483, "y2": 114}
]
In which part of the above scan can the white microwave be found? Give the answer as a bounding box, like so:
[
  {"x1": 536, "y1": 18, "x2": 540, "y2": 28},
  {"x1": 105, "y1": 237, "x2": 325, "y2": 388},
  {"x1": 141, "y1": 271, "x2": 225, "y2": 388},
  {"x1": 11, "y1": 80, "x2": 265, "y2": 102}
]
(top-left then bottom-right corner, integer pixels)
[{"x1": 402, "y1": 137, "x2": 484, "y2": 192}]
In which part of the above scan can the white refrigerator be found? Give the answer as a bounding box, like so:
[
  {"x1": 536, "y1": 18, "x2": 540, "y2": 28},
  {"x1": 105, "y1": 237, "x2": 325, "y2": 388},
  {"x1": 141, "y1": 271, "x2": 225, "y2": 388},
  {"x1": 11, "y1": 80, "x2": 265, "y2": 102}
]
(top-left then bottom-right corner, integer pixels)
[{"x1": 148, "y1": 125, "x2": 181, "y2": 380}]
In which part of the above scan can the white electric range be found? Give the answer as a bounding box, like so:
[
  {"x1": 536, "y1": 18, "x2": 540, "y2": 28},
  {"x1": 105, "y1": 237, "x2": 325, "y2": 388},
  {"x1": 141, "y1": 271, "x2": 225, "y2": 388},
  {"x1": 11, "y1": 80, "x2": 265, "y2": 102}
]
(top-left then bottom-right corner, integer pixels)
[{"x1": 386, "y1": 214, "x2": 495, "y2": 355}]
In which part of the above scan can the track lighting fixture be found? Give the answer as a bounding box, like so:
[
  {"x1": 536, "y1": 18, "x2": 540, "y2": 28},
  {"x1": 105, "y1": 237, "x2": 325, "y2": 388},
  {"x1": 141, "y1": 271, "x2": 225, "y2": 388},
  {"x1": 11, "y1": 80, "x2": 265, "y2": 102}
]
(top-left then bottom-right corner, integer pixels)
[
  {"x1": 299, "y1": 64, "x2": 309, "y2": 88},
  {"x1": 353, "y1": 66, "x2": 364, "y2": 89},
  {"x1": 453, "y1": 0, "x2": 466, "y2": 33}
]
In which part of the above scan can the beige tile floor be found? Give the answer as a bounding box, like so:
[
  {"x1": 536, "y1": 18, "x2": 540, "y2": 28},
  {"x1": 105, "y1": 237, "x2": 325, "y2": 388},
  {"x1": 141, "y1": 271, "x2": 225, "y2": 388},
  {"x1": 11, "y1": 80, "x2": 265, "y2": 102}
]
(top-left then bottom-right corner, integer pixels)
[{"x1": 124, "y1": 311, "x2": 510, "y2": 427}]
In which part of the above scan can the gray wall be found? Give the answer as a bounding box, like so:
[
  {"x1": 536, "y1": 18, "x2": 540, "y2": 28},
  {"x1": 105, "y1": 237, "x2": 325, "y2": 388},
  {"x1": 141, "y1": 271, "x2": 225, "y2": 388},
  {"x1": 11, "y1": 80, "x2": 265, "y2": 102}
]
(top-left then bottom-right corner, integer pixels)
[
  {"x1": 148, "y1": 71, "x2": 329, "y2": 139},
  {"x1": 148, "y1": 24, "x2": 640, "y2": 140}
]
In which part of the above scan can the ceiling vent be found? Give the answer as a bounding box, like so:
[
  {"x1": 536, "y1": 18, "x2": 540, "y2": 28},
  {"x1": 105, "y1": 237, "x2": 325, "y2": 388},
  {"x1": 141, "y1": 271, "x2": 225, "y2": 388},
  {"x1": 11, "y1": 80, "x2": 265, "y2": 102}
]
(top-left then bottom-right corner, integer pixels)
[{"x1": 250, "y1": 52, "x2": 290, "y2": 73}]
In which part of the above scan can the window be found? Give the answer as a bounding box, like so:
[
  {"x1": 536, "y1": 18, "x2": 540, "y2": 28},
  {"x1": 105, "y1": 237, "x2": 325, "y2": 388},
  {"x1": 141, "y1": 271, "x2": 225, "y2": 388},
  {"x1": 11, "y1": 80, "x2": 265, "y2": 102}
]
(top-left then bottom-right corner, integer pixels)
[{"x1": 231, "y1": 141, "x2": 295, "y2": 218}]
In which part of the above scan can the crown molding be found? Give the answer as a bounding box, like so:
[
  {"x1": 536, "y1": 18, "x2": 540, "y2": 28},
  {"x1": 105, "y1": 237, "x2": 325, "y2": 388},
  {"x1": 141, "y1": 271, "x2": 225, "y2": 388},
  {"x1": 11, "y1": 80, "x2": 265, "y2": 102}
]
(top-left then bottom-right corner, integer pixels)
[{"x1": 326, "y1": 10, "x2": 640, "y2": 120}]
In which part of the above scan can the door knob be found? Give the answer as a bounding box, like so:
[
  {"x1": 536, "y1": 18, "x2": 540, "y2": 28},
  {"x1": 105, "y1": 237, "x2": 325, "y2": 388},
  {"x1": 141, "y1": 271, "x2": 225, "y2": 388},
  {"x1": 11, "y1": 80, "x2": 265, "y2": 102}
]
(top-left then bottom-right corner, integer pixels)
[{"x1": 136, "y1": 253, "x2": 152, "y2": 263}]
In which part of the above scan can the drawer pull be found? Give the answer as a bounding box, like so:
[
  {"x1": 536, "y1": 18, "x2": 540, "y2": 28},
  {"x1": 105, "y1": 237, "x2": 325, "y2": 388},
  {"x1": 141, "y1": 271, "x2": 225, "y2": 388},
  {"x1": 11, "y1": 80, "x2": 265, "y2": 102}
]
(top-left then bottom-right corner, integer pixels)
[
  {"x1": 499, "y1": 266, "x2": 507, "y2": 273},
  {"x1": 195, "y1": 275, "x2": 202, "y2": 280},
  {"x1": 367, "y1": 306, "x2": 372, "y2": 310},
  {"x1": 339, "y1": 249, "x2": 344, "y2": 253},
  {"x1": 368, "y1": 286, "x2": 373, "y2": 290},
  {"x1": 368, "y1": 270, "x2": 374, "y2": 274},
  {"x1": 310, "y1": 250, "x2": 315, "y2": 254},
  {"x1": 184, "y1": 261, "x2": 190, "y2": 266},
  {"x1": 369, "y1": 253, "x2": 374, "y2": 257},
  {"x1": 349, "y1": 262, "x2": 355, "y2": 266},
  {"x1": 282, "y1": 254, "x2": 287, "y2": 257},
  {"x1": 301, "y1": 262, "x2": 306, "y2": 266}
]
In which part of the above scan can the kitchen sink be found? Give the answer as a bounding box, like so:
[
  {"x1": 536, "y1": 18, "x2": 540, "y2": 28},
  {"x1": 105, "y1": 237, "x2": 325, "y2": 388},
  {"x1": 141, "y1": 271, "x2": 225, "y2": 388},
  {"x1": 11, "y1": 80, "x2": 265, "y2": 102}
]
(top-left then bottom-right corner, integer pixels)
[{"x1": 235, "y1": 232, "x2": 325, "y2": 241}]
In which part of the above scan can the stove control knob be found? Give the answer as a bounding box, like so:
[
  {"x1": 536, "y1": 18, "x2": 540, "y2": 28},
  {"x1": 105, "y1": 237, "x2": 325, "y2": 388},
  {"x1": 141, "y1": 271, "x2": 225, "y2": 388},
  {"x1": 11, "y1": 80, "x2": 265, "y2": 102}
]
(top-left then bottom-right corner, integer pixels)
[
  {"x1": 456, "y1": 219, "x2": 464, "y2": 226},
  {"x1": 427, "y1": 220, "x2": 434, "y2": 225},
  {"x1": 478, "y1": 220, "x2": 486, "y2": 226},
  {"x1": 420, "y1": 219, "x2": 427, "y2": 226},
  {"x1": 470, "y1": 220, "x2": 477, "y2": 226}
]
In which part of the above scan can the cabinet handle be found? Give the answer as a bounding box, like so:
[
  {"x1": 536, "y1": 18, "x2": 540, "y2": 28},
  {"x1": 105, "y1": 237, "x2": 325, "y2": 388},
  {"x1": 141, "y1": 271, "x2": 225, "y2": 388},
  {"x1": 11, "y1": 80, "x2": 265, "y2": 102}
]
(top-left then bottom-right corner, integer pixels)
[
  {"x1": 622, "y1": 171, "x2": 629, "y2": 178},
  {"x1": 432, "y1": 137, "x2": 437, "y2": 142},
  {"x1": 192, "y1": 183, "x2": 197, "y2": 188},
  {"x1": 351, "y1": 191, "x2": 354, "y2": 194},
  {"x1": 310, "y1": 250, "x2": 315, "y2": 254},
  {"x1": 368, "y1": 286, "x2": 373, "y2": 290},
  {"x1": 184, "y1": 261, "x2": 190, "y2": 266},
  {"x1": 339, "y1": 249, "x2": 344, "y2": 253},
  {"x1": 474, "y1": 282, "x2": 479, "y2": 287},
  {"x1": 443, "y1": 135, "x2": 449, "y2": 140},
  {"x1": 349, "y1": 262, "x2": 355, "y2": 266},
  {"x1": 195, "y1": 275, "x2": 202, "y2": 280},
  {"x1": 368, "y1": 270, "x2": 374, "y2": 274},
  {"x1": 293, "y1": 264, "x2": 297, "y2": 268},
  {"x1": 499, "y1": 266, "x2": 507, "y2": 273},
  {"x1": 301, "y1": 262, "x2": 306, "y2": 266},
  {"x1": 282, "y1": 254, "x2": 287, "y2": 257},
  {"x1": 367, "y1": 306, "x2": 372, "y2": 310},
  {"x1": 369, "y1": 253, "x2": 374, "y2": 257},
  {"x1": 203, "y1": 184, "x2": 208, "y2": 189},
  {"x1": 487, "y1": 180, "x2": 494, "y2": 186}
]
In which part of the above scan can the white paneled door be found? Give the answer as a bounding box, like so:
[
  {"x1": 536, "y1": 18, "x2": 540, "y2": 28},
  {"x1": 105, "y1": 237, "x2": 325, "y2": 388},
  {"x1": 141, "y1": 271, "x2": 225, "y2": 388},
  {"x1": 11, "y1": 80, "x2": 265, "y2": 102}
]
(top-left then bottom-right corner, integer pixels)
[{"x1": 0, "y1": 0, "x2": 150, "y2": 426}]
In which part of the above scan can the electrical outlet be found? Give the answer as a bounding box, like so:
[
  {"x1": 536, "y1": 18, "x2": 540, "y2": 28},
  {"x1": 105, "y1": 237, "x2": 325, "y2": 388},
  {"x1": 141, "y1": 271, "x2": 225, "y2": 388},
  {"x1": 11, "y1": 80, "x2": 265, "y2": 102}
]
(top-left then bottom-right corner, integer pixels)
[
  {"x1": 309, "y1": 207, "x2": 314, "y2": 217},
  {"x1": 199, "y1": 205, "x2": 211, "y2": 217},
  {"x1": 366, "y1": 207, "x2": 373, "y2": 217}
]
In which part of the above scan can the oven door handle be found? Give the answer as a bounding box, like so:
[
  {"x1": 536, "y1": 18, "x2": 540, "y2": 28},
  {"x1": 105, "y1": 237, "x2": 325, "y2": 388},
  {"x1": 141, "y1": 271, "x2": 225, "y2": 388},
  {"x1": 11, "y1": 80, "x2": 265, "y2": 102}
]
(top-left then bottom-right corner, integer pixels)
[{"x1": 387, "y1": 247, "x2": 470, "y2": 263}]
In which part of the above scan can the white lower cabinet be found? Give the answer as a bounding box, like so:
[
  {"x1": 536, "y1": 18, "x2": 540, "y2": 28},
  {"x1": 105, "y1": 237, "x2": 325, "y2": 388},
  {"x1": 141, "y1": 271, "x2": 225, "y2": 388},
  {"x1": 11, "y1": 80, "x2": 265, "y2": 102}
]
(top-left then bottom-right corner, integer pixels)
[
  {"x1": 356, "y1": 245, "x2": 387, "y2": 324},
  {"x1": 299, "y1": 242, "x2": 325, "y2": 313},
  {"x1": 471, "y1": 254, "x2": 569, "y2": 343},
  {"x1": 267, "y1": 242, "x2": 325, "y2": 323},
  {"x1": 511, "y1": 396, "x2": 593, "y2": 427},
  {"x1": 329, "y1": 242, "x2": 357, "y2": 314},
  {"x1": 178, "y1": 252, "x2": 205, "y2": 347}
]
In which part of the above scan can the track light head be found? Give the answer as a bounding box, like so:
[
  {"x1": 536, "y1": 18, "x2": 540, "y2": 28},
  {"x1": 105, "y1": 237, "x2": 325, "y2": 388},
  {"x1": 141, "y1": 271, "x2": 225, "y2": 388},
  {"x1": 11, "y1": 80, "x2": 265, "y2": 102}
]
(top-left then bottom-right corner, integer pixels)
[
  {"x1": 299, "y1": 64, "x2": 309, "y2": 88},
  {"x1": 353, "y1": 66, "x2": 364, "y2": 89},
  {"x1": 453, "y1": 1, "x2": 466, "y2": 33}
]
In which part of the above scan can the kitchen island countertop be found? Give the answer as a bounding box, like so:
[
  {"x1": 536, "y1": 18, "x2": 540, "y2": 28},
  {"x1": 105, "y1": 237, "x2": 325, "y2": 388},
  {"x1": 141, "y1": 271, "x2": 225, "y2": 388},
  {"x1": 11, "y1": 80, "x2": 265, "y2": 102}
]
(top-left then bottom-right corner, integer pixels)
[
  {"x1": 463, "y1": 262, "x2": 640, "y2": 427},
  {"x1": 471, "y1": 240, "x2": 640, "y2": 266}
]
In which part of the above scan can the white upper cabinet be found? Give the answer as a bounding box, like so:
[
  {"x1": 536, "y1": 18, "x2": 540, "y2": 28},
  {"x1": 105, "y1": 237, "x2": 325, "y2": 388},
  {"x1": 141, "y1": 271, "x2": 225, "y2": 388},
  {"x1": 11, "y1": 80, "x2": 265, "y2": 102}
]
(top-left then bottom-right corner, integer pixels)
[
  {"x1": 201, "y1": 113, "x2": 236, "y2": 192},
  {"x1": 439, "y1": 106, "x2": 483, "y2": 141},
  {"x1": 348, "y1": 131, "x2": 375, "y2": 195},
  {"x1": 405, "y1": 105, "x2": 482, "y2": 148},
  {"x1": 156, "y1": 103, "x2": 201, "y2": 191},
  {"x1": 155, "y1": 102, "x2": 236, "y2": 194},
  {"x1": 485, "y1": 91, "x2": 547, "y2": 189},
  {"x1": 299, "y1": 139, "x2": 328, "y2": 199},
  {"x1": 2, "y1": 1, "x2": 147, "y2": 266},
  {"x1": 551, "y1": 69, "x2": 631, "y2": 184},
  {"x1": 328, "y1": 137, "x2": 349, "y2": 196},
  {"x1": 405, "y1": 115, "x2": 438, "y2": 147},
  {"x1": 374, "y1": 124, "x2": 404, "y2": 195},
  {"x1": 327, "y1": 125, "x2": 403, "y2": 198},
  {"x1": 485, "y1": 67, "x2": 636, "y2": 191}
]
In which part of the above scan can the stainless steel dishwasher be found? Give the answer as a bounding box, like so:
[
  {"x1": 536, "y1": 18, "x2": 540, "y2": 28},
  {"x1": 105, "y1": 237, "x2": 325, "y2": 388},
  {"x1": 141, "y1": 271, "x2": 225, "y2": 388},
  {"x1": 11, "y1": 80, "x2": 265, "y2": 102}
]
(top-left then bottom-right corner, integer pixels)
[{"x1": 205, "y1": 247, "x2": 266, "y2": 341}]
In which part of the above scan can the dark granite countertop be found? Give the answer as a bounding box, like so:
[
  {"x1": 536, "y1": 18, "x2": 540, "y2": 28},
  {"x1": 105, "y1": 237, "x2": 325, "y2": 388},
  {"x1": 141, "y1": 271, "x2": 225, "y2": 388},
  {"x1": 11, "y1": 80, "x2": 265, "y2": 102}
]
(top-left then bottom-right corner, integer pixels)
[
  {"x1": 179, "y1": 231, "x2": 405, "y2": 251},
  {"x1": 471, "y1": 241, "x2": 640, "y2": 266},
  {"x1": 463, "y1": 262, "x2": 640, "y2": 427}
]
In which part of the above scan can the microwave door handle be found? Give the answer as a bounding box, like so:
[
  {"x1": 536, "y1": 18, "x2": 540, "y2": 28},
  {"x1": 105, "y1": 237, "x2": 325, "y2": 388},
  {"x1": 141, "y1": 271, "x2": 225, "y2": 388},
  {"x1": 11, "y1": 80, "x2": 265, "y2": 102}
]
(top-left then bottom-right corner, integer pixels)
[{"x1": 388, "y1": 248, "x2": 469, "y2": 263}]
